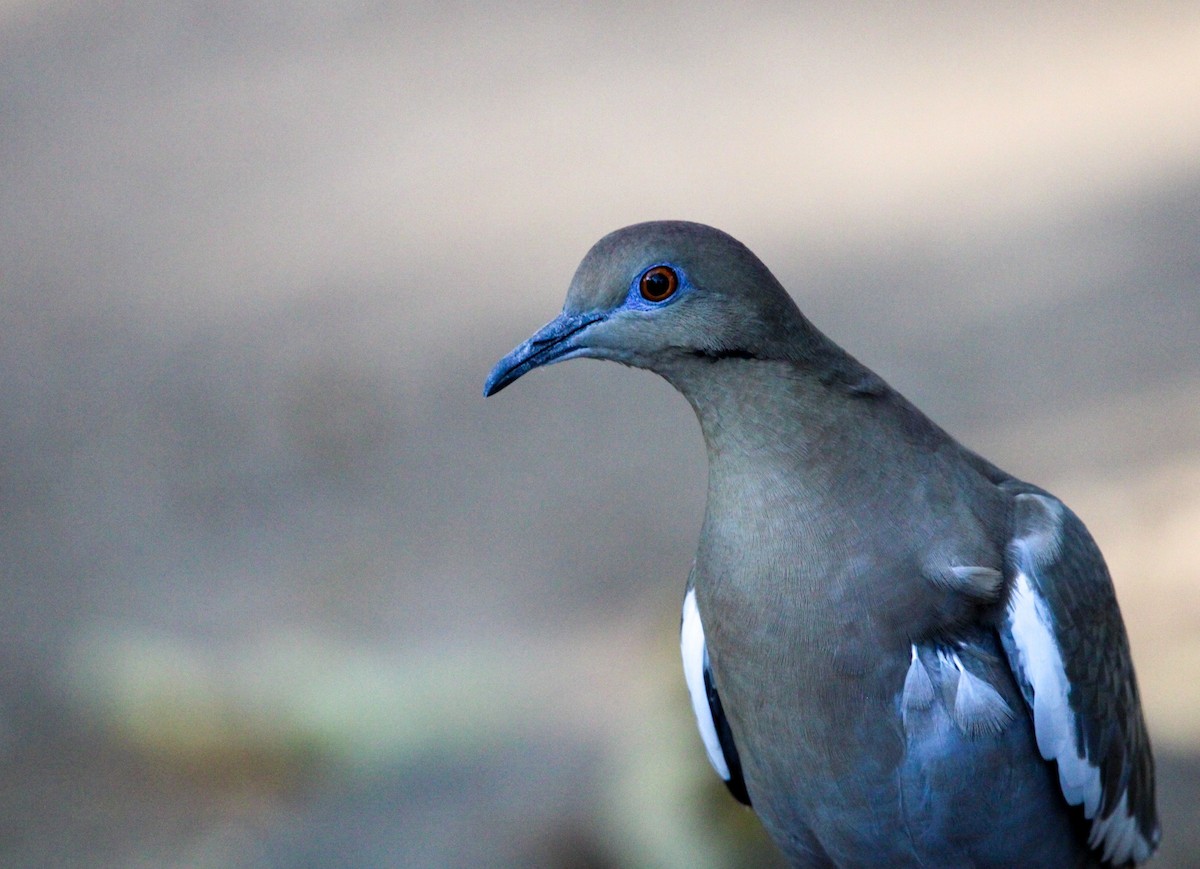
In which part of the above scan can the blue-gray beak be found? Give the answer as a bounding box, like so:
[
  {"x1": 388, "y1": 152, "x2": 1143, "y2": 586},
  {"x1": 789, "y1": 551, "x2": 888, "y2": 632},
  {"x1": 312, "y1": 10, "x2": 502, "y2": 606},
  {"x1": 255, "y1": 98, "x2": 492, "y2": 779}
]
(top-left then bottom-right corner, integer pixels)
[{"x1": 483, "y1": 312, "x2": 604, "y2": 397}]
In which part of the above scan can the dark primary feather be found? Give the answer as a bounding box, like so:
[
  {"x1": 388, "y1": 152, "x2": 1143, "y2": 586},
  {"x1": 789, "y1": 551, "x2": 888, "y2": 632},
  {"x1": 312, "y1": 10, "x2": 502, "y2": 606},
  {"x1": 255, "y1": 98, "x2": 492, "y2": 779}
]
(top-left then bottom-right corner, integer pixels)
[{"x1": 703, "y1": 662, "x2": 751, "y2": 806}]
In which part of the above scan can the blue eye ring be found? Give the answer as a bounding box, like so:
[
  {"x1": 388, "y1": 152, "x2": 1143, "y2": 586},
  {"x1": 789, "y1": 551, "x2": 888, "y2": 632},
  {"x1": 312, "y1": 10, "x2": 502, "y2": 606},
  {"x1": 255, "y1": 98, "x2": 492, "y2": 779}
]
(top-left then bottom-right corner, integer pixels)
[{"x1": 639, "y1": 265, "x2": 679, "y2": 302}]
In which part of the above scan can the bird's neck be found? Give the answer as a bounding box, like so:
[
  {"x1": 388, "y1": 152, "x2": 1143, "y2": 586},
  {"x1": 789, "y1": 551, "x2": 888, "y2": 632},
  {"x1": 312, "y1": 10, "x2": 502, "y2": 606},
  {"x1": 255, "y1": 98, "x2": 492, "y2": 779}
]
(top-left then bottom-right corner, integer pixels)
[
  {"x1": 661, "y1": 353, "x2": 904, "y2": 603},
  {"x1": 658, "y1": 354, "x2": 860, "y2": 470}
]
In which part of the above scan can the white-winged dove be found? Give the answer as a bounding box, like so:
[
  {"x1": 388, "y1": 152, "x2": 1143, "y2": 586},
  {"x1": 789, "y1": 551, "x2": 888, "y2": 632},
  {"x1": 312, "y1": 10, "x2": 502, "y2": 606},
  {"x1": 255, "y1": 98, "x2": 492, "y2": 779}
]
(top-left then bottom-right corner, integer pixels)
[{"x1": 484, "y1": 221, "x2": 1159, "y2": 868}]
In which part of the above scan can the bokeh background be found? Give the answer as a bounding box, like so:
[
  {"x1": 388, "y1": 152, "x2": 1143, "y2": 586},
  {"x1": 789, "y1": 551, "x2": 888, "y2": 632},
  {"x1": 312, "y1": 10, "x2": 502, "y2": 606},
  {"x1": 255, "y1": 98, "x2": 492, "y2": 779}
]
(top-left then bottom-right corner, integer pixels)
[{"x1": 2, "y1": 2, "x2": 1198, "y2": 867}]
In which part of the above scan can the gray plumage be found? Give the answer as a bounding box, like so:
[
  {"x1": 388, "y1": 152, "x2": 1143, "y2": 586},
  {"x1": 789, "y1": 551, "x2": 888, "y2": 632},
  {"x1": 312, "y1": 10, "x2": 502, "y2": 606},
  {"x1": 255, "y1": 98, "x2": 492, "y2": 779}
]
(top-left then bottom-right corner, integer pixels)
[{"x1": 484, "y1": 221, "x2": 1158, "y2": 867}]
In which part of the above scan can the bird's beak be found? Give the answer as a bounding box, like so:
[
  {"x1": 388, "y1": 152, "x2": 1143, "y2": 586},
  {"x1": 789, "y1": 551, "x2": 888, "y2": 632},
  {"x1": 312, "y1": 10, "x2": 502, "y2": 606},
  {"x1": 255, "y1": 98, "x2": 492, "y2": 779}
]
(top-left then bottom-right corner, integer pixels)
[{"x1": 483, "y1": 311, "x2": 604, "y2": 396}]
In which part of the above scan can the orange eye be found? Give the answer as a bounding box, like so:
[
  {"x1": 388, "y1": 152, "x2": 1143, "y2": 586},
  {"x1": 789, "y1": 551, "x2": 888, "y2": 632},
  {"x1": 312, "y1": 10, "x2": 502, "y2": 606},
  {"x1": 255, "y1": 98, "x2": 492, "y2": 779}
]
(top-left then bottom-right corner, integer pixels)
[{"x1": 639, "y1": 265, "x2": 679, "y2": 302}]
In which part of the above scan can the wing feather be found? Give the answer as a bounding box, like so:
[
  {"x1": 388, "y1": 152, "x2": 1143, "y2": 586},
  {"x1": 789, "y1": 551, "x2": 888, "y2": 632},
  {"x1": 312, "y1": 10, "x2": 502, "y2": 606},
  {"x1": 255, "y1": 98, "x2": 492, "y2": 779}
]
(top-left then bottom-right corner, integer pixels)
[
  {"x1": 681, "y1": 586, "x2": 750, "y2": 806},
  {"x1": 999, "y1": 490, "x2": 1158, "y2": 865}
]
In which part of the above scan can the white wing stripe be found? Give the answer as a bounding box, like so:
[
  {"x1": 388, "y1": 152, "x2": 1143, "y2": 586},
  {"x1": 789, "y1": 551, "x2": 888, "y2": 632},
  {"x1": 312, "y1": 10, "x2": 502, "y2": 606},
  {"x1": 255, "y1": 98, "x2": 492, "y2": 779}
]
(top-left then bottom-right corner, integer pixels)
[
  {"x1": 681, "y1": 588, "x2": 731, "y2": 780},
  {"x1": 1007, "y1": 566, "x2": 1102, "y2": 817}
]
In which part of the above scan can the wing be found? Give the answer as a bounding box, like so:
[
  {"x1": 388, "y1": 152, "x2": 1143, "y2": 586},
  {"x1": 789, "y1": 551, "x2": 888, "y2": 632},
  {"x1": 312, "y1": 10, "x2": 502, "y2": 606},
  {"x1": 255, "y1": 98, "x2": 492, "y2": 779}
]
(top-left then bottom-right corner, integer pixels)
[
  {"x1": 998, "y1": 490, "x2": 1159, "y2": 865},
  {"x1": 681, "y1": 585, "x2": 751, "y2": 806}
]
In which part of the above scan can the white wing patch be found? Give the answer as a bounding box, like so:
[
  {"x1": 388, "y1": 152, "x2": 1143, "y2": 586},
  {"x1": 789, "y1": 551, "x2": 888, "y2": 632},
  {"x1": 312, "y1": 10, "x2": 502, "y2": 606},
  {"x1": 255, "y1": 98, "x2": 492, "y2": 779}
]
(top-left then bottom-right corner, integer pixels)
[
  {"x1": 681, "y1": 588, "x2": 730, "y2": 781},
  {"x1": 1005, "y1": 495, "x2": 1153, "y2": 865},
  {"x1": 1006, "y1": 569, "x2": 1102, "y2": 815}
]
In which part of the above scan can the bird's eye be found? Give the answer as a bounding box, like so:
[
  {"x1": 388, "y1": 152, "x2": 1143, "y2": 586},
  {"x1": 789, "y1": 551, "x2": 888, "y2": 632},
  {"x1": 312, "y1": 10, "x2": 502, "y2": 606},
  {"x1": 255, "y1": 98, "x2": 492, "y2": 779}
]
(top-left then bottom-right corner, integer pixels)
[{"x1": 639, "y1": 265, "x2": 679, "y2": 302}]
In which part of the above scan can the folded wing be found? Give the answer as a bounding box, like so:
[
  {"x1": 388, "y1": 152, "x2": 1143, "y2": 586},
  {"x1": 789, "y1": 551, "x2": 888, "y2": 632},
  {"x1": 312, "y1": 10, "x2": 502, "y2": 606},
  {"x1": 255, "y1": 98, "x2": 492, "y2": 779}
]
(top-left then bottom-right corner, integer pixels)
[{"x1": 999, "y1": 490, "x2": 1158, "y2": 865}]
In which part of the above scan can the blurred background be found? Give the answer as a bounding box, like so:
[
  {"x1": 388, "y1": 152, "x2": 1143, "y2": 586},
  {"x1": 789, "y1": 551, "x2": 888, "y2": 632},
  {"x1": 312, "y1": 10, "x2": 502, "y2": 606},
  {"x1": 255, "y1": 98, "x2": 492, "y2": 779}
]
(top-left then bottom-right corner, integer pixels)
[{"x1": 1, "y1": 2, "x2": 1198, "y2": 866}]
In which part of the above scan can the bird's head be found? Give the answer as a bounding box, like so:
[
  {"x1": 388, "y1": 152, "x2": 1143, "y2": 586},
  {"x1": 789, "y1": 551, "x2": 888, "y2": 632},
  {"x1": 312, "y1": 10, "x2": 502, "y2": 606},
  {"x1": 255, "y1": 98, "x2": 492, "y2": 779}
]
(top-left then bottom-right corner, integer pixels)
[{"x1": 484, "y1": 221, "x2": 810, "y2": 396}]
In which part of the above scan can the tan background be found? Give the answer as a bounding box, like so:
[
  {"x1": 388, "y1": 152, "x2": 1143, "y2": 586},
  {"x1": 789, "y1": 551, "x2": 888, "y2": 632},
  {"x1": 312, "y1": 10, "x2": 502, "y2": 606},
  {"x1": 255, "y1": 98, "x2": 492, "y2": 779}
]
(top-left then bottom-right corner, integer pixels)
[{"x1": 1, "y1": 2, "x2": 1197, "y2": 866}]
